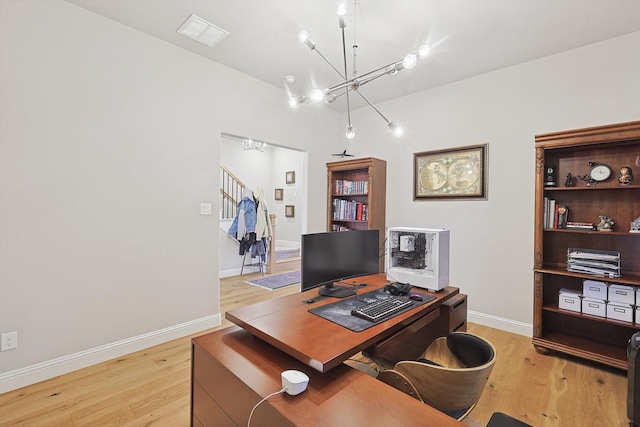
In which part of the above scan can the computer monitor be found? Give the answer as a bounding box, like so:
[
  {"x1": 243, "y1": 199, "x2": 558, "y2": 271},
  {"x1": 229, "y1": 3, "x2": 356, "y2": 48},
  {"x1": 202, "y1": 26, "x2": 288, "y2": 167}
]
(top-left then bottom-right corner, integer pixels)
[{"x1": 301, "y1": 229, "x2": 380, "y2": 298}]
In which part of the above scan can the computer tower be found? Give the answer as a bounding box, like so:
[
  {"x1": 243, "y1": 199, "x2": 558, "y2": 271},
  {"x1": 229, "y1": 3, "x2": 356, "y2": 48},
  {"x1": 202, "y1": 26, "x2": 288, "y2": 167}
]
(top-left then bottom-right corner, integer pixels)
[
  {"x1": 629, "y1": 332, "x2": 640, "y2": 427},
  {"x1": 386, "y1": 227, "x2": 450, "y2": 291}
]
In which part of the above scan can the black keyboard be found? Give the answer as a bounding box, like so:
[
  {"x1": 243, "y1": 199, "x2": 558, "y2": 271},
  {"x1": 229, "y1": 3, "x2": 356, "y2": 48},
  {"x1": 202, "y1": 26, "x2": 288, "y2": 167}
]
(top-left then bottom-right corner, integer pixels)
[{"x1": 351, "y1": 296, "x2": 414, "y2": 322}]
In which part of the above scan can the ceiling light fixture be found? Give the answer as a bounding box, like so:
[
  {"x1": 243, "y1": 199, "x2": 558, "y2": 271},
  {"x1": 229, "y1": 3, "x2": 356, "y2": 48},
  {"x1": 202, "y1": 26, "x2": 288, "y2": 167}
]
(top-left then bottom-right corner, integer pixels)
[
  {"x1": 241, "y1": 139, "x2": 267, "y2": 151},
  {"x1": 287, "y1": 0, "x2": 431, "y2": 139}
]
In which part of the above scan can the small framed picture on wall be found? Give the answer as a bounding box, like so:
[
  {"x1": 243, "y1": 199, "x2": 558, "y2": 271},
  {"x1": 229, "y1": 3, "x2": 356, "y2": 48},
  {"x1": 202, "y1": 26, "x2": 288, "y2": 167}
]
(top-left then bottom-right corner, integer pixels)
[
  {"x1": 285, "y1": 205, "x2": 295, "y2": 218},
  {"x1": 274, "y1": 188, "x2": 283, "y2": 200},
  {"x1": 286, "y1": 171, "x2": 296, "y2": 184}
]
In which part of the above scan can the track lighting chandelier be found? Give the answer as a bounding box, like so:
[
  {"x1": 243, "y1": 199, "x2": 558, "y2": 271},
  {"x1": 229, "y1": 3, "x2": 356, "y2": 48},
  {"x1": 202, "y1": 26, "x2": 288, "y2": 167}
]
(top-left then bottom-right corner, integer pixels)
[{"x1": 286, "y1": 0, "x2": 431, "y2": 140}]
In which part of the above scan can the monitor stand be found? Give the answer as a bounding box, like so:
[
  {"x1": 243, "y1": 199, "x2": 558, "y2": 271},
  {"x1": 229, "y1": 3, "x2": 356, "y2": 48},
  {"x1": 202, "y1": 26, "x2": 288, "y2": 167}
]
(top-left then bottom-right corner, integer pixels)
[{"x1": 318, "y1": 283, "x2": 355, "y2": 298}]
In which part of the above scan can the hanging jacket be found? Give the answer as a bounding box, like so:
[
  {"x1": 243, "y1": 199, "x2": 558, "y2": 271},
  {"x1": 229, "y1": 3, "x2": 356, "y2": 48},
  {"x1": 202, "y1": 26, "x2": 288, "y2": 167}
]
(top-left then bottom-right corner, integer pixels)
[
  {"x1": 228, "y1": 196, "x2": 257, "y2": 241},
  {"x1": 255, "y1": 189, "x2": 272, "y2": 240}
]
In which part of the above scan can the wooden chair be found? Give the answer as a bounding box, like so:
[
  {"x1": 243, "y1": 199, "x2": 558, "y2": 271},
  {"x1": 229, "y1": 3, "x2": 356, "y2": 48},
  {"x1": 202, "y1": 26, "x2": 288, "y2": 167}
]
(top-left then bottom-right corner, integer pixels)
[{"x1": 377, "y1": 332, "x2": 496, "y2": 421}]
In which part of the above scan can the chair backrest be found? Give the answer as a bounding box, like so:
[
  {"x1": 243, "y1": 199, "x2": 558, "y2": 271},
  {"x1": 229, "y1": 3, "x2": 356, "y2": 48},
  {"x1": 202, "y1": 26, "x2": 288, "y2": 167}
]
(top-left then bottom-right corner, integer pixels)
[{"x1": 393, "y1": 333, "x2": 496, "y2": 414}]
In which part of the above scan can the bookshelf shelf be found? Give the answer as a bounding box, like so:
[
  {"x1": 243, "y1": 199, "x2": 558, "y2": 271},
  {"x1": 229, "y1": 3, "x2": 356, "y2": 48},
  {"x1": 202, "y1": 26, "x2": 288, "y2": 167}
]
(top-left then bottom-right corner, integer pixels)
[
  {"x1": 533, "y1": 120, "x2": 640, "y2": 370},
  {"x1": 542, "y1": 304, "x2": 638, "y2": 328},
  {"x1": 536, "y1": 266, "x2": 640, "y2": 286},
  {"x1": 544, "y1": 184, "x2": 640, "y2": 191},
  {"x1": 533, "y1": 333, "x2": 627, "y2": 370},
  {"x1": 544, "y1": 228, "x2": 640, "y2": 237}
]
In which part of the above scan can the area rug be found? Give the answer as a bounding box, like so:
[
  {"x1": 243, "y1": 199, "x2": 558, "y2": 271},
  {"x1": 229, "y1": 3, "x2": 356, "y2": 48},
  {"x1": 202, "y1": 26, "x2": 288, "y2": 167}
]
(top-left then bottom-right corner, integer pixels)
[{"x1": 246, "y1": 270, "x2": 301, "y2": 290}]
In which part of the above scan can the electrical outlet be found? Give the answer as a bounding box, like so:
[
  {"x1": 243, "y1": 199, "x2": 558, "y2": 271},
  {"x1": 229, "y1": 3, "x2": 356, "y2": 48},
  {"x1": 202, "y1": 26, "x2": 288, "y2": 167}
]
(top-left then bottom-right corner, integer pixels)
[{"x1": 1, "y1": 331, "x2": 18, "y2": 351}]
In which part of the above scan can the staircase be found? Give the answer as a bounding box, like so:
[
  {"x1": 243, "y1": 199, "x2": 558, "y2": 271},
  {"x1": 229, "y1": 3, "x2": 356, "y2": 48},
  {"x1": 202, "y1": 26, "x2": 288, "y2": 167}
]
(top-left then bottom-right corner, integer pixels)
[
  {"x1": 273, "y1": 243, "x2": 301, "y2": 273},
  {"x1": 265, "y1": 214, "x2": 300, "y2": 274}
]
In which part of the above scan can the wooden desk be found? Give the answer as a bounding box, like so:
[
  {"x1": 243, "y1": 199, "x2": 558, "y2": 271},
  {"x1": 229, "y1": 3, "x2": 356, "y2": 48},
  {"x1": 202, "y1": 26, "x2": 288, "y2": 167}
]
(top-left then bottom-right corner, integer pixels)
[
  {"x1": 191, "y1": 326, "x2": 464, "y2": 427},
  {"x1": 226, "y1": 273, "x2": 460, "y2": 372}
]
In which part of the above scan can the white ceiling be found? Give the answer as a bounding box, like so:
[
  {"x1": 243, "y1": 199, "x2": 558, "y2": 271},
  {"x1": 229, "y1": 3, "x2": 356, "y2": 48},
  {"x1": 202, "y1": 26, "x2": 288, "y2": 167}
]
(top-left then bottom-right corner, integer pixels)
[{"x1": 66, "y1": 0, "x2": 640, "y2": 112}]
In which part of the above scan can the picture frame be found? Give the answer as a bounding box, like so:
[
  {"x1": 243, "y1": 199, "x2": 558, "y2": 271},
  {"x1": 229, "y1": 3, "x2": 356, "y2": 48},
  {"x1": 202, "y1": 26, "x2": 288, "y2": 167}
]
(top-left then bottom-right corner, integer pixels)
[
  {"x1": 414, "y1": 143, "x2": 488, "y2": 200},
  {"x1": 286, "y1": 171, "x2": 296, "y2": 184},
  {"x1": 285, "y1": 205, "x2": 295, "y2": 218},
  {"x1": 274, "y1": 188, "x2": 283, "y2": 201}
]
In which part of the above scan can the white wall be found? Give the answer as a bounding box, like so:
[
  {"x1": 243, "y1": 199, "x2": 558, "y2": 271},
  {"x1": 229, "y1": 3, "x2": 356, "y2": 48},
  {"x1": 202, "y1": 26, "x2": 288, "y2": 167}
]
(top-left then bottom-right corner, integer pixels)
[
  {"x1": 270, "y1": 147, "x2": 306, "y2": 244},
  {"x1": 341, "y1": 31, "x2": 640, "y2": 334},
  {"x1": 0, "y1": 0, "x2": 339, "y2": 392}
]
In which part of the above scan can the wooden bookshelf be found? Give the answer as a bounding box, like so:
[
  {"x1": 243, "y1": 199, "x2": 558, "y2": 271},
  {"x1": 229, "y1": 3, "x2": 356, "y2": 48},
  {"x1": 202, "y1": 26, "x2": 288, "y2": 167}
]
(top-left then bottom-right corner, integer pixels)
[
  {"x1": 533, "y1": 120, "x2": 640, "y2": 370},
  {"x1": 326, "y1": 157, "x2": 387, "y2": 271}
]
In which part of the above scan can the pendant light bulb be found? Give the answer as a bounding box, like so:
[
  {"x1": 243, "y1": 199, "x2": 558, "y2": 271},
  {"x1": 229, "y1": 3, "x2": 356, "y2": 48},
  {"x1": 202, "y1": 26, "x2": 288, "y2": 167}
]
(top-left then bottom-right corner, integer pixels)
[
  {"x1": 418, "y1": 44, "x2": 432, "y2": 59},
  {"x1": 310, "y1": 88, "x2": 325, "y2": 103},
  {"x1": 298, "y1": 31, "x2": 315, "y2": 49},
  {"x1": 288, "y1": 97, "x2": 299, "y2": 109},
  {"x1": 388, "y1": 121, "x2": 404, "y2": 137},
  {"x1": 402, "y1": 54, "x2": 417, "y2": 70},
  {"x1": 346, "y1": 125, "x2": 355, "y2": 139},
  {"x1": 298, "y1": 31, "x2": 309, "y2": 44},
  {"x1": 335, "y1": 1, "x2": 348, "y2": 16}
]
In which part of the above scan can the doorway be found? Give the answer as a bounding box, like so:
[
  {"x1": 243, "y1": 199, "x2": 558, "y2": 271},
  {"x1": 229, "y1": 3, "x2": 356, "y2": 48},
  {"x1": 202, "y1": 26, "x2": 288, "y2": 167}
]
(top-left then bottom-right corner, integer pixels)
[{"x1": 219, "y1": 133, "x2": 307, "y2": 278}]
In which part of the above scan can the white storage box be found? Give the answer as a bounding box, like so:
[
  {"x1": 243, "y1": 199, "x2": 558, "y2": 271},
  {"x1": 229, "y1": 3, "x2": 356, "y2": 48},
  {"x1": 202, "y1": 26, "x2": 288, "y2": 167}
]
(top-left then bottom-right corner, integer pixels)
[
  {"x1": 582, "y1": 280, "x2": 608, "y2": 300},
  {"x1": 582, "y1": 297, "x2": 606, "y2": 317},
  {"x1": 609, "y1": 284, "x2": 635, "y2": 305},
  {"x1": 636, "y1": 306, "x2": 640, "y2": 325},
  {"x1": 607, "y1": 302, "x2": 634, "y2": 322},
  {"x1": 558, "y1": 288, "x2": 581, "y2": 313}
]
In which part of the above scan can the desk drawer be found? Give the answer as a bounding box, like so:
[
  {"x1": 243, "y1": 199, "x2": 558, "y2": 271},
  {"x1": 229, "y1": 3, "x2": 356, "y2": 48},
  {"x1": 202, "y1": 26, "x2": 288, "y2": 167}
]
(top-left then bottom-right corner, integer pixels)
[
  {"x1": 192, "y1": 382, "x2": 235, "y2": 427},
  {"x1": 192, "y1": 343, "x2": 294, "y2": 427},
  {"x1": 444, "y1": 293, "x2": 467, "y2": 333}
]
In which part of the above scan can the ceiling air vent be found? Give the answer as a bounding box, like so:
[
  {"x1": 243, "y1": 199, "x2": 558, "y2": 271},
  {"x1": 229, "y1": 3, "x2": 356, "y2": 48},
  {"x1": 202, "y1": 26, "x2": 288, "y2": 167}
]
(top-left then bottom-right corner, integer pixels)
[{"x1": 177, "y1": 14, "x2": 228, "y2": 47}]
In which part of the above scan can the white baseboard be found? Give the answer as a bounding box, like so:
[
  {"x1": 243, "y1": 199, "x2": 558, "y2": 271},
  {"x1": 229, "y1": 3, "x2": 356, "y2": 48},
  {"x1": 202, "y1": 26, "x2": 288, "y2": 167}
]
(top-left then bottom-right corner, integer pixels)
[
  {"x1": 0, "y1": 310, "x2": 531, "y2": 393},
  {"x1": 468, "y1": 310, "x2": 532, "y2": 337},
  {"x1": 275, "y1": 239, "x2": 300, "y2": 249},
  {"x1": 220, "y1": 268, "x2": 243, "y2": 278},
  {"x1": 0, "y1": 314, "x2": 221, "y2": 394}
]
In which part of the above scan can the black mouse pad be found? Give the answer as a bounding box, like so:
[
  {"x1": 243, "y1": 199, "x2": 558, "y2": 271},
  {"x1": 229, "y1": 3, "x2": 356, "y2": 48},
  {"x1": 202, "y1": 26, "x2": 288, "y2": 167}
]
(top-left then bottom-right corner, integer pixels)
[{"x1": 308, "y1": 289, "x2": 435, "y2": 332}]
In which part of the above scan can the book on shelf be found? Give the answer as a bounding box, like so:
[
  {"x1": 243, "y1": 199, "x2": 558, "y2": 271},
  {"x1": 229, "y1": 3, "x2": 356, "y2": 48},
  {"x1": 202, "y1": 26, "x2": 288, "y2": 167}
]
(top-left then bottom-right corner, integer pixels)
[
  {"x1": 332, "y1": 198, "x2": 368, "y2": 221},
  {"x1": 565, "y1": 221, "x2": 596, "y2": 230},
  {"x1": 335, "y1": 179, "x2": 368, "y2": 195},
  {"x1": 542, "y1": 198, "x2": 569, "y2": 229},
  {"x1": 331, "y1": 224, "x2": 351, "y2": 232}
]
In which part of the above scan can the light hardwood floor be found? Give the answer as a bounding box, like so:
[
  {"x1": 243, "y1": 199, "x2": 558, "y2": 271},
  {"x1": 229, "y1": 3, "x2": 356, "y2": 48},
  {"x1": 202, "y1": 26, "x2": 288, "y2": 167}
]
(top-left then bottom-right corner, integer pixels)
[{"x1": 0, "y1": 271, "x2": 628, "y2": 426}]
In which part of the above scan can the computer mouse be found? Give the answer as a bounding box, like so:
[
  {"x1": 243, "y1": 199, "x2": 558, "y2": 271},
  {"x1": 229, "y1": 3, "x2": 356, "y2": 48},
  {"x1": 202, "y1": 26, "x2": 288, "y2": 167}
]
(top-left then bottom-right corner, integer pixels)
[{"x1": 408, "y1": 293, "x2": 423, "y2": 301}]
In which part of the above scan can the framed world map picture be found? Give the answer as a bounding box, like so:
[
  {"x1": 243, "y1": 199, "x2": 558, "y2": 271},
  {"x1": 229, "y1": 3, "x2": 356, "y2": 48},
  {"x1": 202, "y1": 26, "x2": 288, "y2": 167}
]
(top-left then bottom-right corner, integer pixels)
[{"x1": 414, "y1": 144, "x2": 488, "y2": 200}]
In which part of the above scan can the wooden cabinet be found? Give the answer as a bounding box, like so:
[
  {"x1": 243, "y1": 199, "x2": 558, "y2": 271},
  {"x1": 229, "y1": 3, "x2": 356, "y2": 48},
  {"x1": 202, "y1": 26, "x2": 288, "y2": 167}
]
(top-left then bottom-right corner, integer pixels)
[
  {"x1": 533, "y1": 120, "x2": 640, "y2": 370},
  {"x1": 326, "y1": 157, "x2": 387, "y2": 270}
]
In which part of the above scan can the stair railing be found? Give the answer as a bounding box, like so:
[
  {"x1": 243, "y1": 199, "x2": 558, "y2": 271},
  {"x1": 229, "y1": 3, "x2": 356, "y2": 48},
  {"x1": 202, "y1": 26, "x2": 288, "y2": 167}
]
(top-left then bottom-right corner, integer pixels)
[
  {"x1": 220, "y1": 165, "x2": 245, "y2": 220},
  {"x1": 267, "y1": 214, "x2": 276, "y2": 274}
]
